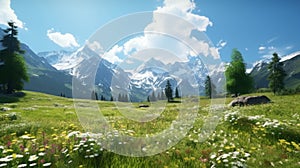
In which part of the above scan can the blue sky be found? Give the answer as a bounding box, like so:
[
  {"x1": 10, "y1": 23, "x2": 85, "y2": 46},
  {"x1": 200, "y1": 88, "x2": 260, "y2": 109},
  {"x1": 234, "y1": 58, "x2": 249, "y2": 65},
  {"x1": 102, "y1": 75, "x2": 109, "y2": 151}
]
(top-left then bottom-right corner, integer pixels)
[{"x1": 1, "y1": 0, "x2": 300, "y2": 65}]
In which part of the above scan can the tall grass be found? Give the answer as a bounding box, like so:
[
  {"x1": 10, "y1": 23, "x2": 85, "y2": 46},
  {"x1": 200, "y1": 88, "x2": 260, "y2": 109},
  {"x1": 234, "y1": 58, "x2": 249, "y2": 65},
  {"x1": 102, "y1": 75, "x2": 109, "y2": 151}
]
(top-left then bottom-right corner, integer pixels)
[{"x1": 0, "y1": 91, "x2": 299, "y2": 167}]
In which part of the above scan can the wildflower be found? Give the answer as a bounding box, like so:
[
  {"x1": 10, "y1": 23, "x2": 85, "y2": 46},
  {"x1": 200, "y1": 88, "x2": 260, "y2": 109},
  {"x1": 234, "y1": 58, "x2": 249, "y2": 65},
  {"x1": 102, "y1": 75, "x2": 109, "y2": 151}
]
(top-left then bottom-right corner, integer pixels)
[
  {"x1": 38, "y1": 152, "x2": 46, "y2": 156},
  {"x1": 0, "y1": 146, "x2": 4, "y2": 150},
  {"x1": 199, "y1": 157, "x2": 208, "y2": 163},
  {"x1": 43, "y1": 162, "x2": 51, "y2": 167},
  {"x1": 29, "y1": 163, "x2": 37, "y2": 167},
  {"x1": 17, "y1": 164, "x2": 27, "y2": 168},
  {"x1": 0, "y1": 156, "x2": 13, "y2": 162},
  {"x1": 29, "y1": 155, "x2": 38, "y2": 162},
  {"x1": 291, "y1": 141, "x2": 300, "y2": 151},
  {"x1": 184, "y1": 157, "x2": 190, "y2": 161},
  {"x1": 0, "y1": 163, "x2": 7, "y2": 167},
  {"x1": 210, "y1": 154, "x2": 216, "y2": 159},
  {"x1": 21, "y1": 134, "x2": 32, "y2": 140},
  {"x1": 224, "y1": 146, "x2": 231, "y2": 150},
  {"x1": 244, "y1": 153, "x2": 250, "y2": 157}
]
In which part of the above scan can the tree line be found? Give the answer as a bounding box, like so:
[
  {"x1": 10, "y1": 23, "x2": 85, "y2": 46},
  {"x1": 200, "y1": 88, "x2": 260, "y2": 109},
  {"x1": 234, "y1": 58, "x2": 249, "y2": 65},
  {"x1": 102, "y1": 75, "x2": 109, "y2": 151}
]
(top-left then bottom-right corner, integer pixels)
[{"x1": 205, "y1": 48, "x2": 287, "y2": 98}]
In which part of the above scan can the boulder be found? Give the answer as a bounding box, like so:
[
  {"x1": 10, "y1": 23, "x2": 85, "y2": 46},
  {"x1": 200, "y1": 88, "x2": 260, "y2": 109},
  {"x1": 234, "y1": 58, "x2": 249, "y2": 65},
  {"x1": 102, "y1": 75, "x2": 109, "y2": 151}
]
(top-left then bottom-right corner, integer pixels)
[
  {"x1": 229, "y1": 95, "x2": 271, "y2": 107},
  {"x1": 139, "y1": 104, "x2": 149, "y2": 108}
]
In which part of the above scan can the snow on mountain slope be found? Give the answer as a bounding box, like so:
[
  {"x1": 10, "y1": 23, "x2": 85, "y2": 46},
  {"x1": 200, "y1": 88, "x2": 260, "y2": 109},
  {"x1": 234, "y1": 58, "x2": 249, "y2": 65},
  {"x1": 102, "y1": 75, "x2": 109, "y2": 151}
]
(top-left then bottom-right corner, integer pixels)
[{"x1": 280, "y1": 51, "x2": 300, "y2": 62}]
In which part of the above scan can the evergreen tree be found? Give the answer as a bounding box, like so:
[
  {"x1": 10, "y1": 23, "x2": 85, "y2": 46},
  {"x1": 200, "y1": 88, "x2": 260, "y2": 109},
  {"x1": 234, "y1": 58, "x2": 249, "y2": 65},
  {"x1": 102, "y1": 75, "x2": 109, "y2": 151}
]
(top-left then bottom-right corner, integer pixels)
[
  {"x1": 157, "y1": 92, "x2": 161, "y2": 100},
  {"x1": 165, "y1": 80, "x2": 173, "y2": 102},
  {"x1": 110, "y1": 96, "x2": 114, "y2": 101},
  {"x1": 91, "y1": 91, "x2": 96, "y2": 100},
  {"x1": 0, "y1": 22, "x2": 28, "y2": 93},
  {"x1": 161, "y1": 91, "x2": 166, "y2": 100},
  {"x1": 225, "y1": 49, "x2": 253, "y2": 97},
  {"x1": 118, "y1": 93, "x2": 122, "y2": 102},
  {"x1": 95, "y1": 92, "x2": 99, "y2": 100},
  {"x1": 100, "y1": 95, "x2": 105, "y2": 101},
  {"x1": 268, "y1": 53, "x2": 286, "y2": 94},
  {"x1": 205, "y1": 75, "x2": 216, "y2": 99},
  {"x1": 175, "y1": 87, "x2": 180, "y2": 98},
  {"x1": 150, "y1": 91, "x2": 156, "y2": 102}
]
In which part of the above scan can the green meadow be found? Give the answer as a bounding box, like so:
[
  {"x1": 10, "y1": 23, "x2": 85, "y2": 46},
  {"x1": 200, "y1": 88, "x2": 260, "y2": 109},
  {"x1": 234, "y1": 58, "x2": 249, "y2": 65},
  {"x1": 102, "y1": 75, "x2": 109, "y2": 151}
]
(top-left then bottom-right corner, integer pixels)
[{"x1": 0, "y1": 91, "x2": 299, "y2": 167}]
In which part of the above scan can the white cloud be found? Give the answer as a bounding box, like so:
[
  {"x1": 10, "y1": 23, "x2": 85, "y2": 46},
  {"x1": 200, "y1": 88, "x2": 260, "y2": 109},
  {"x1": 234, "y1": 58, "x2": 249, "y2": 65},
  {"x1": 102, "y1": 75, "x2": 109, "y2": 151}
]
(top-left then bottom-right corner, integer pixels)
[
  {"x1": 267, "y1": 37, "x2": 278, "y2": 44},
  {"x1": 0, "y1": 0, "x2": 24, "y2": 28},
  {"x1": 217, "y1": 40, "x2": 227, "y2": 48},
  {"x1": 102, "y1": 45, "x2": 123, "y2": 64},
  {"x1": 155, "y1": 0, "x2": 212, "y2": 32},
  {"x1": 96, "y1": 0, "x2": 219, "y2": 65},
  {"x1": 258, "y1": 46, "x2": 266, "y2": 51},
  {"x1": 47, "y1": 29, "x2": 80, "y2": 48}
]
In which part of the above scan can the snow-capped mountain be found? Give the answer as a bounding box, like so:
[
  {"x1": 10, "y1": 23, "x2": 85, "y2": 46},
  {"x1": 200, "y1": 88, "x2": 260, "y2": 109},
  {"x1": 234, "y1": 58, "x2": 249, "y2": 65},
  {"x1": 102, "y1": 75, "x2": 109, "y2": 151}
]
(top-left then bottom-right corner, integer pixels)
[
  {"x1": 250, "y1": 51, "x2": 300, "y2": 89},
  {"x1": 39, "y1": 45, "x2": 225, "y2": 100},
  {"x1": 38, "y1": 50, "x2": 73, "y2": 65}
]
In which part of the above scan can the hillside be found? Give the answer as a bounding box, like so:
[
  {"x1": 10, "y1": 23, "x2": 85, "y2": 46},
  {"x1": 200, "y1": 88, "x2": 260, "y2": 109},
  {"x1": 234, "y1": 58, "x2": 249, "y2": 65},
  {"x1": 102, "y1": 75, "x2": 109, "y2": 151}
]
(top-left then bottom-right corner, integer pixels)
[
  {"x1": 0, "y1": 28, "x2": 73, "y2": 97},
  {"x1": 0, "y1": 91, "x2": 299, "y2": 167},
  {"x1": 250, "y1": 52, "x2": 300, "y2": 89}
]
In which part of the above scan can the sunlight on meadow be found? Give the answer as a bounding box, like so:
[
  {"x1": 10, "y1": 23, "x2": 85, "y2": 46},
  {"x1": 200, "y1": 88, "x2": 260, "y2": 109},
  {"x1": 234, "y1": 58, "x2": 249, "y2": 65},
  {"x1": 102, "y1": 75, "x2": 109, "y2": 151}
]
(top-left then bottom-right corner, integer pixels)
[{"x1": 0, "y1": 91, "x2": 299, "y2": 167}]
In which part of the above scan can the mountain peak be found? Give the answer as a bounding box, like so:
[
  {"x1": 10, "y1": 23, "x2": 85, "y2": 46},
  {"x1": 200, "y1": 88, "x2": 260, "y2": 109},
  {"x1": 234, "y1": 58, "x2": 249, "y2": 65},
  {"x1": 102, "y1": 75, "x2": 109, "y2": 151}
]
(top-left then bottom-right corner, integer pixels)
[{"x1": 280, "y1": 51, "x2": 300, "y2": 62}]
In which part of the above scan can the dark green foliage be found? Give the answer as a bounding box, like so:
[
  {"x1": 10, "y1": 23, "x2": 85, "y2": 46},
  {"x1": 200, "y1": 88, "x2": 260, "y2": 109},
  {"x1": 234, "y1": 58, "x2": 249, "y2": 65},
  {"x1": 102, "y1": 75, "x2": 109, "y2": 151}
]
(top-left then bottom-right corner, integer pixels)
[
  {"x1": 175, "y1": 87, "x2": 180, "y2": 98},
  {"x1": 117, "y1": 93, "x2": 128, "y2": 102},
  {"x1": 164, "y1": 80, "x2": 173, "y2": 102},
  {"x1": 204, "y1": 76, "x2": 216, "y2": 99},
  {"x1": 0, "y1": 21, "x2": 28, "y2": 94},
  {"x1": 225, "y1": 49, "x2": 253, "y2": 96},
  {"x1": 267, "y1": 53, "x2": 287, "y2": 94}
]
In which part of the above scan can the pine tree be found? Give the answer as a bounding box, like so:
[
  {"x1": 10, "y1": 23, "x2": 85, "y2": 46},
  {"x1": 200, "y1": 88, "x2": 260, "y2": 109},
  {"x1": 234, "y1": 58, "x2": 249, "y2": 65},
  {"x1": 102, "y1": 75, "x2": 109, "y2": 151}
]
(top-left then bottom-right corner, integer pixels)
[
  {"x1": 225, "y1": 49, "x2": 253, "y2": 97},
  {"x1": 95, "y1": 92, "x2": 99, "y2": 100},
  {"x1": 91, "y1": 91, "x2": 96, "y2": 100},
  {"x1": 0, "y1": 22, "x2": 28, "y2": 94},
  {"x1": 110, "y1": 96, "x2": 114, "y2": 101},
  {"x1": 118, "y1": 93, "x2": 122, "y2": 102},
  {"x1": 150, "y1": 91, "x2": 156, "y2": 102},
  {"x1": 205, "y1": 75, "x2": 216, "y2": 99},
  {"x1": 175, "y1": 87, "x2": 180, "y2": 98},
  {"x1": 161, "y1": 91, "x2": 166, "y2": 100},
  {"x1": 268, "y1": 53, "x2": 286, "y2": 94},
  {"x1": 165, "y1": 80, "x2": 173, "y2": 102}
]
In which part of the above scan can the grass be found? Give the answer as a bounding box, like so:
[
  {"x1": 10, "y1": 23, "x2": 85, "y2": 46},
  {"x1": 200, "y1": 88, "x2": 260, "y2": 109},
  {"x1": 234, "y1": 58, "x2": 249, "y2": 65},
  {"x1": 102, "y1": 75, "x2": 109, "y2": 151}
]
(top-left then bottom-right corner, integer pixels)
[{"x1": 0, "y1": 91, "x2": 299, "y2": 167}]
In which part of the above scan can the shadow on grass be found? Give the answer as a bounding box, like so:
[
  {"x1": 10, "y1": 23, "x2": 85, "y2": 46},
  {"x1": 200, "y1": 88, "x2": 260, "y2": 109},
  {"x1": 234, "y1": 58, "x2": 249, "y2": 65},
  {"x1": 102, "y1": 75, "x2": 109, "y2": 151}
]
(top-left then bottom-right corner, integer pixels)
[
  {"x1": 168, "y1": 100, "x2": 181, "y2": 103},
  {"x1": 0, "y1": 92, "x2": 26, "y2": 103}
]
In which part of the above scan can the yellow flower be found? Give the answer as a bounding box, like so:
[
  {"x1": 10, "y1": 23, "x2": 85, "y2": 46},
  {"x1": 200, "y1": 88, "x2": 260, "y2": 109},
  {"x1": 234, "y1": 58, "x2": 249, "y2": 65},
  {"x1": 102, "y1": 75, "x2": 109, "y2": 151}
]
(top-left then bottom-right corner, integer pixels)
[
  {"x1": 184, "y1": 157, "x2": 190, "y2": 161},
  {"x1": 39, "y1": 148, "x2": 45, "y2": 152},
  {"x1": 291, "y1": 142, "x2": 300, "y2": 151},
  {"x1": 190, "y1": 157, "x2": 196, "y2": 160},
  {"x1": 286, "y1": 147, "x2": 292, "y2": 152},
  {"x1": 225, "y1": 146, "x2": 231, "y2": 150},
  {"x1": 11, "y1": 133, "x2": 16, "y2": 136},
  {"x1": 12, "y1": 153, "x2": 17, "y2": 159}
]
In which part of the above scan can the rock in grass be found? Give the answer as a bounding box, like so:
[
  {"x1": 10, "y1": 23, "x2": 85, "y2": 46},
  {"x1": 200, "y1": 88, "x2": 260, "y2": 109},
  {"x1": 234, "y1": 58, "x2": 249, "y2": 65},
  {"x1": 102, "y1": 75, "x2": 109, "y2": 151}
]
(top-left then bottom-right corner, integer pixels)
[
  {"x1": 139, "y1": 104, "x2": 149, "y2": 108},
  {"x1": 229, "y1": 95, "x2": 271, "y2": 107}
]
